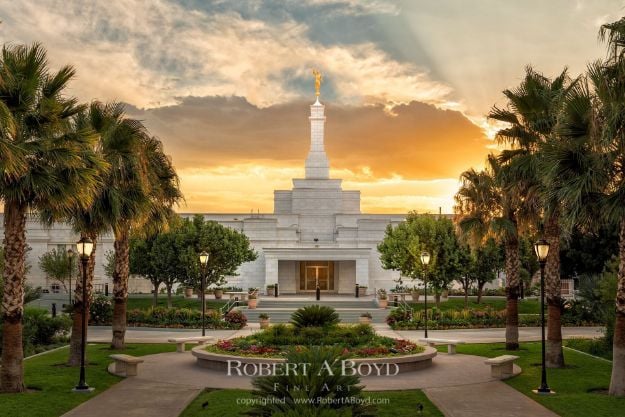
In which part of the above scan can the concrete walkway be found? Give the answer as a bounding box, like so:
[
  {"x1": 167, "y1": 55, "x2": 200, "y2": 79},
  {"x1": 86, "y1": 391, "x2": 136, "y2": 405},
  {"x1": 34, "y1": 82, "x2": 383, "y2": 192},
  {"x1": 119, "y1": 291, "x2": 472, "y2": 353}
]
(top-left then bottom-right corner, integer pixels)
[
  {"x1": 87, "y1": 324, "x2": 603, "y2": 344},
  {"x1": 67, "y1": 325, "x2": 566, "y2": 417}
]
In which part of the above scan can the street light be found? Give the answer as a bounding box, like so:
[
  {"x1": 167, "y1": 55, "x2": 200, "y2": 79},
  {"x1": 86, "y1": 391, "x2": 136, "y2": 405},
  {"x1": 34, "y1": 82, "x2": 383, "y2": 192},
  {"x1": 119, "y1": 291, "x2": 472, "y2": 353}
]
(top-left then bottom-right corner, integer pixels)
[
  {"x1": 67, "y1": 248, "x2": 75, "y2": 306},
  {"x1": 420, "y1": 251, "x2": 431, "y2": 339},
  {"x1": 199, "y1": 251, "x2": 209, "y2": 337},
  {"x1": 73, "y1": 236, "x2": 94, "y2": 393},
  {"x1": 533, "y1": 238, "x2": 553, "y2": 395}
]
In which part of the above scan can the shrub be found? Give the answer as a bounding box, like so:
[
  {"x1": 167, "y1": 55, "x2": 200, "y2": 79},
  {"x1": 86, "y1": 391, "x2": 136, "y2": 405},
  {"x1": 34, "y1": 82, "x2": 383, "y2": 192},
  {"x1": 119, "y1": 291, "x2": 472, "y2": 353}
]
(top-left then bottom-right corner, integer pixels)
[
  {"x1": 247, "y1": 346, "x2": 375, "y2": 417},
  {"x1": 258, "y1": 313, "x2": 269, "y2": 319},
  {"x1": 0, "y1": 308, "x2": 71, "y2": 356},
  {"x1": 225, "y1": 310, "x2": 247, "y2": 328},
  {"x1": 385, "y1": 308, "x2": 411, "y2": 326},
  {"x1": 89, "y1": 295, "x2": 113, "y2": 325},
  {"x1": 290, "y1": 305, "x2": 340, "y2": 328},
  {"x1": 360, "y1": 312, "x2": 372, "y2": 319}
]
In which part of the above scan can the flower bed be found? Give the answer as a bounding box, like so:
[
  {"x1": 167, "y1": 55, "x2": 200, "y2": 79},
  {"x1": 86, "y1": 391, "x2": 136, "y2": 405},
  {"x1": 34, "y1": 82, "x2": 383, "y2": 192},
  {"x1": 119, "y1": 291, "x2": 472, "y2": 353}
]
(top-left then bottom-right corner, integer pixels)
[
  {"x1": 205, "y1": 323, "x2": 424, "y2": 358},
  {"x1": 386, "y1": 306, "x2": 600, "y2": 330}
]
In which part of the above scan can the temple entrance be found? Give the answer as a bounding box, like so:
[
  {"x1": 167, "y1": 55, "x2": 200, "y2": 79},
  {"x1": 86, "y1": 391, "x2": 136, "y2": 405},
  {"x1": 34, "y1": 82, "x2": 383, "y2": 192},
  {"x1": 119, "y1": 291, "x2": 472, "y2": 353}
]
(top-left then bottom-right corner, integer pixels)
[{"x1": 299, "y1": 261, "x2": 335, "y2": 291}]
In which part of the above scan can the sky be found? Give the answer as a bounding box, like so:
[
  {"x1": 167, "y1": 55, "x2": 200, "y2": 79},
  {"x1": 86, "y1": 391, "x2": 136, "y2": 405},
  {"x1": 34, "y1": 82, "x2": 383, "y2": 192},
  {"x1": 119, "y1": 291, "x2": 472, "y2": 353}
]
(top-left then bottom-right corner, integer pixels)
[{"x1": 0, "y1": 0, "x2": 622, "y2": 214}]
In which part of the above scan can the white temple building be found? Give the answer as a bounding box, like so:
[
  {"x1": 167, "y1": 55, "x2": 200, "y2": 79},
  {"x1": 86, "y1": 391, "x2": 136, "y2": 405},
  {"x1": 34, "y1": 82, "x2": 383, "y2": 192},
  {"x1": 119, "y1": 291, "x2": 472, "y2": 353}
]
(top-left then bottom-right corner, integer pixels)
[
  {"x1": 1, "y1": 92, "x2": 406, "y2": 295},
  {"x1": 199, "y1": 95, "x2": 405, "y2": 294}
]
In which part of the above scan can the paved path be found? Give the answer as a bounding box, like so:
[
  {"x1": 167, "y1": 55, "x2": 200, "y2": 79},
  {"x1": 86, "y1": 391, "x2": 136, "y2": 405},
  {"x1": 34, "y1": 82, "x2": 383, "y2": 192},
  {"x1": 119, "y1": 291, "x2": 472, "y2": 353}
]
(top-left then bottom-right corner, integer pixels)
[
  {"x1": 424, "y1": 381, "x2": 559, "y2": 417},
  {"x1": 88, "y1": 325, "x2": 603, "y2": 344},
  {"x1": 395, "y1": 326, "x2": 603, "y2": 343},
  {"x1": 71, "y1": 325, "x2": 572, "y2": 417}
]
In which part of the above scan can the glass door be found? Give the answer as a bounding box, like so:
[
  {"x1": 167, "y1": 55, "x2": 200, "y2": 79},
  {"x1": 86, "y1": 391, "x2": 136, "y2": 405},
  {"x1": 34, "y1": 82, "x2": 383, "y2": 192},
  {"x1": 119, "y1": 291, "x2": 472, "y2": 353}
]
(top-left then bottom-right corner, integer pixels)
[{"x1": 300, "y1": 261, "x2": 335, "y2": 291}]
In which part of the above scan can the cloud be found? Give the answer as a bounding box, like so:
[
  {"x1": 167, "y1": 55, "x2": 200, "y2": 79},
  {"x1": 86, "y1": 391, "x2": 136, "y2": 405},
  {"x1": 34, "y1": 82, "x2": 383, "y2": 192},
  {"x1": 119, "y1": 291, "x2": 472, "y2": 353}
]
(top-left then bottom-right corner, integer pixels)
[
  {"x1": 127, "y1": 95, "x2": 488, "y2": 180},
  {"x1": 304, "y1": 0, "x2": 400, "y2": 15},
  {"x1": 0, "y1": 0, "x2": 449, "y2": 110}
]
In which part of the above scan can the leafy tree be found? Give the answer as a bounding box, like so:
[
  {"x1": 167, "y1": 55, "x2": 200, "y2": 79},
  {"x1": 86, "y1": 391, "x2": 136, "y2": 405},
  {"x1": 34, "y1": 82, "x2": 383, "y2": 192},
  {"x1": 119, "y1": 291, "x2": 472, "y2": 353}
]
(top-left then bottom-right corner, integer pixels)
[
  {"x1": 178, "y1": 215, "x2": 258, "y2": 291},
  {"x1": 0, "y1": 43, "x2": 103, "y2": 392},
  {"x1": 129, "y1": 215, "x2": 257, "y2": 307},
  {"x1": 38, "y1": 249, "x2": 77, "y2": 293},
  {"x1": 129, "y1": 237, "x2": 160, "y2": 307},
  {"x1": 378, "y1": 213, "x2": 465, "y2": 306},
  {"x1": 103, "y1": 250, "x2": 115, "y2": 279}
]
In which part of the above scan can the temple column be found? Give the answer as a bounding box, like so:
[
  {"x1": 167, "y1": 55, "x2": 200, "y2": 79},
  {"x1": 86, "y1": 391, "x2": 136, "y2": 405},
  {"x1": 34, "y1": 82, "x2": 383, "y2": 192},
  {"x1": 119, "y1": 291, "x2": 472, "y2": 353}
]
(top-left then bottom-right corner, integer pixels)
[
  {"x1": 265, "y1": 256, "x2": 279, "y2": 287},
  {"x1": 355, "y1": 258, "x2": 369, "y2": 287}
]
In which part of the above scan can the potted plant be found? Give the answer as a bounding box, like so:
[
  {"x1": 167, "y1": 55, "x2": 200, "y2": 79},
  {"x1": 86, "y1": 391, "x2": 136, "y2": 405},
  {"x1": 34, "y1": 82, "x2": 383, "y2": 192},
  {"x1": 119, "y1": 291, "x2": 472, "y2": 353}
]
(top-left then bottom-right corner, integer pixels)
[
  {"x1": 248, "y1": 293, "x2": 258, "y2": 309},
  {"x1": 359, "y1": 312, "x2": 373, "y2": 324},
  {"x1": 377, "y1": 289, "x2": 388, "y2": 309},
  {"x1": 411, "y1": 287, "x2": 421, "y2": 302},
  {"x1": 214, "y1": 287, "x2": 224, "y2": 299},
  {"x1": 184, "y1": 287, "x2": 193, "y2": 298},
  {"x1": 266, "y1": 284, "x2": 275, "y2": 296},
  {"x1": 358, "y1": 285, "x2": 368, "y2": 297},
  {"x1": 259, "y1": 313, "x2": 270, "y2": 329},
  {"x1": 442, "y1": 288, "x2": 449, "y2": 301}
]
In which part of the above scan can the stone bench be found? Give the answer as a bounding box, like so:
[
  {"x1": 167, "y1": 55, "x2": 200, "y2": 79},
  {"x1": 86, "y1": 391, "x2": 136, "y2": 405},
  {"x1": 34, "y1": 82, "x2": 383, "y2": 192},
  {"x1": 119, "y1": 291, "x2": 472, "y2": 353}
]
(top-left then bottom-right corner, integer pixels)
[
  {"x1": 168, "y1": 336, "x2": 214, "y2": 353},
  {"x1": 419, "y1": 338, "x2": 465, "y2": 355},
  {"x1": 110, "y1": 354, "x2": 144, "y2": 377},
  {"x1": 484, "y1": 355, "x2": 519, "y2": 379}
]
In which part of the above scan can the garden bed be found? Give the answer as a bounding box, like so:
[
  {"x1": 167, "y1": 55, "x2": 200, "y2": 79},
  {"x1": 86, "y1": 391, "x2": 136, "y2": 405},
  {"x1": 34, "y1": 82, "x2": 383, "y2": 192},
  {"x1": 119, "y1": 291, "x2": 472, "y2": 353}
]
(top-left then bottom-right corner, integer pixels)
[{"x1": 195, "y1": 323, "x2": 434, "y2": 374}]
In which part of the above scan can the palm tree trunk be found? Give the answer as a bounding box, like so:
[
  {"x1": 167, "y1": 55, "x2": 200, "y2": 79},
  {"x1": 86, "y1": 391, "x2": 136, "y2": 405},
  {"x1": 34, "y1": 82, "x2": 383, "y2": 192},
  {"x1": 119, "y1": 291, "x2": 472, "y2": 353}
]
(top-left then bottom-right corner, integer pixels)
[
  {"x1": 545, "y1": 212, "x2": 564, "y2": 368},
  {"x1": 68, "y1": 233, "x2": 97, "y2": 366},
  {"x1": 0, "y1": 201, "x2": 27, "y2": 393},
  {"x1": 609, "y1": 219, "x2": 625, "y2": 396},
  {"x1": 505, "y1": 238, "x2": 520, "y2": 351},
  {"x1": 111, "y1": 226, "x2": 130, "y2": 349}
]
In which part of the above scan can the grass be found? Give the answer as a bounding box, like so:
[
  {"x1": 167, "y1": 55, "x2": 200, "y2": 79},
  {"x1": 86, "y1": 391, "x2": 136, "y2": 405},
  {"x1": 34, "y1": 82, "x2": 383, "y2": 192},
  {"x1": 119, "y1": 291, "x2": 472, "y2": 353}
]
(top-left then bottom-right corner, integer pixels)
[
  {"x1": 126, "y1": 295, "x2": 226, "y2": 311},
  {"x1": 565, "y1": 337, "x2": 612, "y2": 360},
  {"x1": 180, "y1": 388, "x2": 444, "y2": 417},
  {"x1": 440, "y1": 342, "x2": 624, "y2": 417},
  {"x1": 0, "y1": 343, "x2": 176, "y2": 417},
  {"x1": 408, "y1": 296, "x2": 541, "y2": 314}
]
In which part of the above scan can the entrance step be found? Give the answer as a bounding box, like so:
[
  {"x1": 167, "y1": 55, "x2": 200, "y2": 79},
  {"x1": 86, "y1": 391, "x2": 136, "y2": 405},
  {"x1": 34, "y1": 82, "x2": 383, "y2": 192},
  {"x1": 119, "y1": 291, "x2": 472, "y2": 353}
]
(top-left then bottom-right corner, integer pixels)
[
  {"x1": 238, "y1": 307, "x2": 389, "y2": 323},
  {"x1": 255, "y1": 299, "x2": 378, "y2": 309}
]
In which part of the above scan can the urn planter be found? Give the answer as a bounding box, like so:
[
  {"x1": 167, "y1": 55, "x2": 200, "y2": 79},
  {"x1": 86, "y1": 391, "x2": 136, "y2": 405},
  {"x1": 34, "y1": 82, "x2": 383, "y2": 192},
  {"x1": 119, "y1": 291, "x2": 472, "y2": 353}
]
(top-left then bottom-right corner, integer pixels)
[{"x1": 378, "y1": 299, "x2": 388, "y2": 309}]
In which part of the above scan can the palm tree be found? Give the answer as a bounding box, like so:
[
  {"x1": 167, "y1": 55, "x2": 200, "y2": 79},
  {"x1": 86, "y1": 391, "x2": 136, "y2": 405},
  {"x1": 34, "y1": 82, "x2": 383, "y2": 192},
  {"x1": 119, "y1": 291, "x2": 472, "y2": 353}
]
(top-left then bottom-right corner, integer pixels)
[
  {"x1": 110, "y1": 132, "x2": 182, "y2": 349},
  {"x1": 455, "y1": 156, "x2": 524, "y2": 350},
  {"x1": 488, "y1": 67, "x2": 574, "y2": 367},
  {"x1": 0, "y1": 43, "x2": 102, "y2": 392},
  {"x1": 587, "y1": 18, "x2": 625, "y2": 396}
]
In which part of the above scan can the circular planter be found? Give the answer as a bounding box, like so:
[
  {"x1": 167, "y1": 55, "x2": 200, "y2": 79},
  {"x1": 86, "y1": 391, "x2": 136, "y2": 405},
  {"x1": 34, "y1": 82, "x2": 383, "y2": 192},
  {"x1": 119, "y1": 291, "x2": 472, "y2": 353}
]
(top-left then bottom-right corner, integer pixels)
[
  {"x1": 248, "y1": 299, "x2": 258, "y2": 309},
  {"x1": 378, "y1": 298, "x2": 388, "y2": 309},
  {"x1": 192, "y1": 345, "x2": 437, "y2": 374},
  {"x1": 184, "y1": 288, "x2": 193, "y2": 298},
  {"x1": 359, "y1": 317, "x2": 372, "y2": 325},
  {"x1": 259, "y1": 318, "x2": 270, "y2": 329},
  {"x1": 411, "y1": 292, "x2": 420, "y2": 302},
  {"x1": 214, "y1": 289, "x2": 223, "y2": 299}
]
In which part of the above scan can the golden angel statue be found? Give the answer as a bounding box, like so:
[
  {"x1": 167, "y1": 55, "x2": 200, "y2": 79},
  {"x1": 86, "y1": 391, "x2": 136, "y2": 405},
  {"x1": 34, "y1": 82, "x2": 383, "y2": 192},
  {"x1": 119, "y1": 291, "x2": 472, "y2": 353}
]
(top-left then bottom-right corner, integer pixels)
[{"x1": 312, "y1": 69, "x2": 323, "y2": 97}]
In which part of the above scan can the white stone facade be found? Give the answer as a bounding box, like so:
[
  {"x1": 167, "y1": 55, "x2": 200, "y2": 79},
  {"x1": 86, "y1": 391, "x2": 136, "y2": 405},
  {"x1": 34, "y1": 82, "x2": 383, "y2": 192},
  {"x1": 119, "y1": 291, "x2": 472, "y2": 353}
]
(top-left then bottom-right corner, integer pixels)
[
  {"x1": 198, "y1": 97, "x2": 405, "y2": 294},
  {"x1": 1, "y1": 96, "x2": 405, "y2": 295}
]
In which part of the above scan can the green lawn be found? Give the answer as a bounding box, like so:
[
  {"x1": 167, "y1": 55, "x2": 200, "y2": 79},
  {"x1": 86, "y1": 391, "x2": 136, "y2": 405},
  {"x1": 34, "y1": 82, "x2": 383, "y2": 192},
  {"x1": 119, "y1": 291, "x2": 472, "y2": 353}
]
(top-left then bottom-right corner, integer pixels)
[
  {"x1": 407, "y1": 296, "x2": 541, "y2": 314},
  {"x1": 180, "y1": 388, "x2": 444, "y2": 417},
  {"x1": 0, "y1": 343, "x2": 176, "y2": 417},
  {"x1": 126, "y1": 295, "x2": 226, "y2": 311},
  {"x1": 441, "y1": 342, "x2": 624, "y2": 417}
]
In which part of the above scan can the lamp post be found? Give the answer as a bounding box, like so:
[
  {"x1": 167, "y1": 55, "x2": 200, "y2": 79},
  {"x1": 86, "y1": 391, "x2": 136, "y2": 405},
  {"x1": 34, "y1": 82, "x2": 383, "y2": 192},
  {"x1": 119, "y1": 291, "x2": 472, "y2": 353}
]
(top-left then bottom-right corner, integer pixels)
[
  {"x1": 420, "y1": 251, "x2": 431, "y2": 338},
  {"x1": 67, "y1": 248, "x2": 75, "y2": 306},
  {"x1": 533, "y1": 239, "x2": 553, "y2": 395},
  {"x1": 73, "y1": 237, "x2": 94, "y2": 393},
  {"x1": 199, "y1": 251, "x2": 209, "y2": 337}
]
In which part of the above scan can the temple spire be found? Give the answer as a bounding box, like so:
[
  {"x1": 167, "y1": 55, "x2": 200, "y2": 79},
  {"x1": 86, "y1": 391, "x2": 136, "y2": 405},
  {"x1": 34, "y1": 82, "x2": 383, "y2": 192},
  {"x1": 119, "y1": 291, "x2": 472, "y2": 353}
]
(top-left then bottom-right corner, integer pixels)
[{"x1": 305, "y1": 70, "x2": 329, "y2": 179}]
